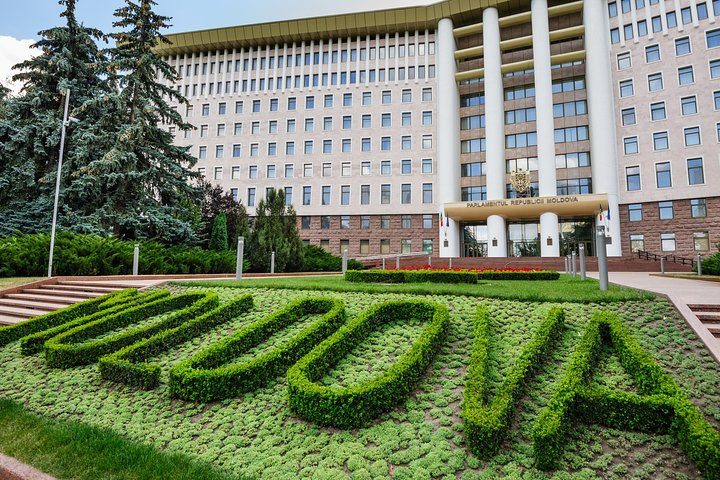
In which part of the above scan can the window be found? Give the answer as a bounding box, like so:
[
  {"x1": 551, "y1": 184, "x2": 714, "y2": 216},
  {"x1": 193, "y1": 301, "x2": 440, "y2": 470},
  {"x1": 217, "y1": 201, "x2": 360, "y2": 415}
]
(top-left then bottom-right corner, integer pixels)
[
  {"x1": 251, "y1": 122, "x2": 260, "y2": 135},
  {"x1": 659, "y1": 201, "x2": 674, "y2": 219},
  {"x1": 268, "y1": 121, "x2": 278, "y2": 134},
  {"x1": 681, "y1": 96, "x2": 697, "y2": 116},
  {"x1": 213, "y1": 166, "x2": 223, "y2": 180},
  {"x1": 380, "y1": 184, "x2": 391, "y2": 204},
  {"x1": 284, "y1": 187, "x2": 293, "y2": 206},
  {"x1": 342, "y1": 115, "x2": 352, "y2": 130},
  {"x1": 401, "y1": 159, "x2": 412, "y2": 175},
  {"x1": 380, "y1": 238, "x2": 390, "y2": 253},
  {"x1": 422, "y1": 158, "x2": 432, "y2": 173},
  {"x1": 630, "y1": 234, "x2": 645, "y2": 253},
  {"x1": 691, "y1": 198, "x2": 707, "y2": 218},
  {"x1": 381, "y1": 113, "x2": 391, "y2": 128},
  {"x1": 422, "y1": 88, "x2": 432, "y2": 101},
  {"x1": 361, "y1": 161, "x2": 371, "y2": 175},
  {"x1": 609, "y1": 2, "x2": 618, "y2": 16},
  {"x1": 422, "y1": 183, "x2": 432, "y2": 204},
  {"x1": 661, "y1": 233, "x2": 676, "y2": 251},
  {"x1": 401, "y1": 215, "x2": 412, "y2": 229},
  {"x1": 380, "y1": 160, "x2": 391, "y2": 175},
  {"x1": 200, "y1": 125, "x2": 209, "y2": 138},
  {"x1": 650, "y1": 102, "x2": 666, "y2": 121},
  {"x1": 288, "y1": 97, "x2": 297, "y2": 110},
  {"x1": 684, "y1": 126, "x2": 701, "y2": 146},
  {"x1": 341, "y1": 139, "x2": 351, "y2": 153},
  {"x1": 303, "y1": 140, "x2": 313, "y2": 155},
  {"x1": 619, "y1": 79, "x2": 634, "y2": 97},
  {"x1": 678, "y1": 66, "x2": 694, "y2": 85},
  {"x1": 401, "y1": 136, "x2": 412, "y2": 150},
  {"x1": 505, "y1": 84, "x2": 536, "y2": 100},
  {"x1": 247, "y1": 188, "x2": 256, "y2": 207},
  {"x1": 401, "y1": 184, "x2": 412, "y2": 204},
  {"x1": 709, "y1": 29, "x2": 720, "y2": 48},
  {"x1": 622, "y1": 108, "x2": 636, "y2": 126},
  {"x1": 304, "y1": 118, "x2": 314, "y2": 133},
  {"x1": 645, "y1": 44, "x2": 660, "y2": 63},
  {"x1": 624, "y1": 136, "x2": 639, "y2": 155},
  {"x1": 694, "y1": 232, "x2": 710, "y2": 251},
  {"x1": 301, "y1": 216, "x2": 311, "y2": 229},
  {"x1": 361, "y1": 91, "x2": 371, "y2": 106},
  {"x1": 626, "y1": 166, "x2": 641, "y2": 191},
  {"x1": 252, "y1": 100, "x2": 261, "y2": 112},
  {"x1": 629, "y1": 203, "x2": 642, "y2": 221},
  {"x1": 381, "y1": 137, "x2": 391, "y2": 151},
  {"x1": 342, "y1": 93, "x2": 352, "y2": 107},
  {"x1": 687, "y1": 158, "x2": 704, "y2": 185},
  {"x1": 648, "y1": 73, "x2": 663, "y2": 91},
  {"x1": 201, "y1": 104, "x2": 210, "y2": 116},
  {"x1": 637, "y1": 20, "x2": 648, "y2": 37},
  {"x1": 402, "y1": 89, "x2": 412, "y2": 103},
  {"x1": 302, "y1": 186, "x2": 311, "y2": 206},
  {"x1": 667, "y1": 11, "x2": 677, "y2": 28},
  {"x1": 554, "y1": 126, "x2": 588, "y2": 143},
  {"x1": 214, "y1": 145, "x2": 225, "y2": 159},
  {"x1": 321, "y1": 186, "x2": 331, "y2": 205},
  {"x1": 285, "y1": 141, "x2": 295, "y2": 155},
  {"x1": 508, "y1": 107, "x2": 538, "y2": 123},
  {"x1": 270, "y1": 98, "x2": 278, "y2": 112},
  {"x1": 359, "y1": 216, "x2": 370, "y2": 230},
  {"x1": 711, "y1": 59, "x2": 720, "y2": 79},
  {"x1": 284, "y1": 164, "x2": 294, "y2": 178},
  {"x1": 248, "y1": 165, "x2": 258, "y2": 179},
  {"x1": 340, "y1": 185, "x2": 350, "y2": 206},
  {"x1": 611, "y1": 28, "x2": 621, "y2": 44},
  {"x1": 617, "y1": 52, "x2": 631, "y2": 70},
  {"x1": 266, "y1": 164, "x2": 276, "y2": 179},
  {"x1": 362, "y1": 138, "x2": 371, "y2": 152},
  {"x1": 267, "y1": 142, "x2": 277, "y2": 156},
  {"x1": 231, "y1": 165, "x2": 241, "y2": 179},
  {"x1": 656, "y1": 162, "x2": 672, "y2": 188},
  {"x1": 198, "y1": 146, "x2": 207, "y2": 159},
  {"x1": 716, "y1": 91, "x2": 720, "y2": 110},
  {"x1": 681, "y1": 6, "x2": 693, "y2": 24},
  {"x1": 507, "y1": 132, "x2": 538, "y2": 147},
  {"x1": 653, "y1": 131, "x2": 669, "y2": 150},
  {"x1": 400, "y1": 240, "x2": 411, "y2": 254},
  {"x1": 360, "y1": 185, "x2": 370, "y2": 205},
  {"x1": 422, "y1": 111, "x2": 432, "y2": 126},
  {"x1": 717, "y1": 122, "x2": 720, "y2": 142},
  {"x1": 322, "y1": 139, "x2": 332, "y2": 154},
  {"x1": 323, "y1": 94, "x2": 333, "y2": 108},
  {"x1": 320, "y1": 216, "x2": 330, "y2": 229},
  {"x1": 675, "y1": 37, "x2": 691, "y2": 56},
  {"x1": 234, "y1": 101, "x2": 243, "y2": 114},
  {"x1": 321, "y1": 163, "x2": 331, "y2": 177}
]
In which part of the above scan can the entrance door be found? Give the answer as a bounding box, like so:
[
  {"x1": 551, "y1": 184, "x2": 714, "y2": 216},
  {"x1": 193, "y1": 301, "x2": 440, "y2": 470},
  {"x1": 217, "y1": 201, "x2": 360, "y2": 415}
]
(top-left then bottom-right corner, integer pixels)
[{"x1": 559, "y1": 219, "x2": 595, "y2": 256}]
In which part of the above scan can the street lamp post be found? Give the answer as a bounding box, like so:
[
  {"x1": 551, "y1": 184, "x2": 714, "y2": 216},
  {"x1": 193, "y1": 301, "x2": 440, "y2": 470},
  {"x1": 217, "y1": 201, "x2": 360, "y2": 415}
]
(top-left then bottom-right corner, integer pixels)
[{"x1": 48, "y1": 89, "x2": 78, "y2": 278}]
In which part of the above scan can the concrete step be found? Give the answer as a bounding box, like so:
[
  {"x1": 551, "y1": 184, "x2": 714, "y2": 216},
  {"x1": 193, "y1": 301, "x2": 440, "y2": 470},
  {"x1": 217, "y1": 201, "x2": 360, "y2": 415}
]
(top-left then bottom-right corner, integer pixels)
[
  {"x1": 42, "y1": 284, "x2": 121, "y2": 293},
  {"x1": 697, "y1": 314, "x2": 720, "y2": 323},
  {"x1": 25, "y1": 288, "x2": 104, "y2": 299},
  {"x1": 5, "y1": 293, "x2": 77, "y2": 305},
  {"x1": 688, "y1": 304, "x2": 720, "y2": 313},
  {"x1": 0, "y1": 299, "x2": 61, "y2": 312},
  {"x1": 0, "y1": 305, "x2": 39, "y2": 319},
  {"x1": 706, "y1": 324, "x2": 720, "y2": 334},
  {"x1": 0, "y1": 314, "x2": 27, "y2": 326},
  {"x1": 58, "y1": 280, "x2": 138, "y2": 289}
]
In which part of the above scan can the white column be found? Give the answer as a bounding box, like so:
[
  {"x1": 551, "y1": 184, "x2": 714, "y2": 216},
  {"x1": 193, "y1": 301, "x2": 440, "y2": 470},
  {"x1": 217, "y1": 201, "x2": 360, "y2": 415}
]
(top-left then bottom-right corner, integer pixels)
[
  {"x1": 584, "y1": 0, "x2": 622, "y2": 256},
  {"x1": 436, "y1": 18, "x2": 461, "y2": 258},
  {"x1": 532, "y1": 0, "x2": 560, "y2": 257},
  {"x1": 483, "y1": 7, "x2": 507, "y2": 257}
]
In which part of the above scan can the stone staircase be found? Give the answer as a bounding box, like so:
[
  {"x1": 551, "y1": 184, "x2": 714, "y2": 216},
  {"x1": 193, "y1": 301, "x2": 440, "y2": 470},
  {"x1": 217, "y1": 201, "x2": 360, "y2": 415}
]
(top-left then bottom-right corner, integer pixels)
[
  {"x1": 0, "y1": 280, "x2": 146, "y2": 326},
  {"x1": 688, "y1": 304, "x2": 720, "y2": 342}
]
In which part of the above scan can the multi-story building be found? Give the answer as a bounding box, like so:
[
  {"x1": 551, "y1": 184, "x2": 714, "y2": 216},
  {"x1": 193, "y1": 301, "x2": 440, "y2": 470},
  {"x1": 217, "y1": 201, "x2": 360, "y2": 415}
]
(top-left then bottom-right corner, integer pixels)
[{"x1": 156, "y1": 0, "x2": 720, "y2": 259}]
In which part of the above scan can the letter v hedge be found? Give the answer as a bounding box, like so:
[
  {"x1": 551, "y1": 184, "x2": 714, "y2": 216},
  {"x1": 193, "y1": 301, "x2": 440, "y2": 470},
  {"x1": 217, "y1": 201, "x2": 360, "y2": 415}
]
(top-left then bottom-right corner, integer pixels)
[
  {"x1": 169, "y1": 297, "x2": 345, "y2": 402},
  {"x1": 287, "y1": 299, "x2": 449, "y2": 428}
]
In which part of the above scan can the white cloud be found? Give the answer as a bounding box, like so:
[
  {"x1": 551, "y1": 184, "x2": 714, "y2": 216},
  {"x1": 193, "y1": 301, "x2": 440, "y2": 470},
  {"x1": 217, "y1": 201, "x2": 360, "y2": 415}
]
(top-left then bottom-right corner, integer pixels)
[{"x1": 0, "y1": 36, "x2": 37, "y2": 95}]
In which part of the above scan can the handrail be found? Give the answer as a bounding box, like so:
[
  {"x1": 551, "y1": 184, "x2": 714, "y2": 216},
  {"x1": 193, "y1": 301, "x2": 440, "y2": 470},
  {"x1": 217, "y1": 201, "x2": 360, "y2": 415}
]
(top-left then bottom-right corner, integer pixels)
[{"x1": 636, "y1": 250, "x2": 696, "y2": 267}]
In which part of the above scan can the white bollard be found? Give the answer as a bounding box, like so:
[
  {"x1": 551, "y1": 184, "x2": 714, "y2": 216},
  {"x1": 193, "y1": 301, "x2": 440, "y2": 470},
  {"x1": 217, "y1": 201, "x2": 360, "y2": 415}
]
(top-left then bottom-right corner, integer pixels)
[
  {"x1": 396, "y1": 255, "x2": 400, "y2": 269},
  {"x1": 382, "y1": 258, "x2": 386, "y2": 270},
  {"x1": 270, "y1": 251, "x2": 275, "y2": 274},
  {"x1": 235, "y1": 237, "x2": 244, "y2": 280},
  {"x1": 132, "y1": 244, "x2": 139, "y2": 276},
  {"x1": 697, "y1": 254, "x2": 702, "y2": 276},
  {"x1": 342, "y1": 249, "x2": 348, "y2": 273}
]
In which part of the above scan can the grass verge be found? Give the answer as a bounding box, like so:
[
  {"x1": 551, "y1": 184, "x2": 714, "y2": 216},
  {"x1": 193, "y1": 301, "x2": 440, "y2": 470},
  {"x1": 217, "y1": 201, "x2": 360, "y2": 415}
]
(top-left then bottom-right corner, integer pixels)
[
  {"x1": 0, "y1": 277, "x2": 43, "y2": 291},
  {"x1": 177, "y1": 274, "x2": 653, "y2": 303},
  {"x1": 0, "y1": 399, "x2": 244, "y2": 480}
]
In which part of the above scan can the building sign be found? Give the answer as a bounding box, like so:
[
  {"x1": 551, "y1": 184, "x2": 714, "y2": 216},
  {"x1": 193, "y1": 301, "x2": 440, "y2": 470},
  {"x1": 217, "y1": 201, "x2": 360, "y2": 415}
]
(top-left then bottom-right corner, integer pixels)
[
  {"x1": 465, "y1": 196, "x2": 581, "y2": 208},
  {"x1": 444, "y1": 194, "x2": 609, "y2": 222}
]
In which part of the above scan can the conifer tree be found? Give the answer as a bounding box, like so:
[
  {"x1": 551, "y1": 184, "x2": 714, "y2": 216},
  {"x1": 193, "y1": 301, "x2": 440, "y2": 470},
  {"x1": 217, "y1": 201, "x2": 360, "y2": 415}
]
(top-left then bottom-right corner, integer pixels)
[
  {"x1": 0, "y1": 0, "x2": 108, "y2": 235},
  {"x1": 248, "y1": 189, "x2": 304, "y2": 272},
  {"x1": 209, "y1": 211, "x2": 229, "y2": 251},
  {"x1": 71, "y1": 0, "x2": 201, "y2": 244}
]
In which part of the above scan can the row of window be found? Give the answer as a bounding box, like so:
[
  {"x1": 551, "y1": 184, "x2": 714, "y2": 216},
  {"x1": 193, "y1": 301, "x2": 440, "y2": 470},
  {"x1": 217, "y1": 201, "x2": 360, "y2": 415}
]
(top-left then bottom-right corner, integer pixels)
[
  {"x1": 618, "y1": 62, "x2": 720, "y2": 99},
  {"x1": 460, "y1": 152, "x2": 591, "y2": 178},
  {"x1": 629, "y1": 231, "x2": 711, "y2": 253},
  {"x1": 175, "y1": 41, "x2": 437, "y2": 78},
  {"x1": 457, "y1": 101, "x2": 586, "y2": 133},
  {"x1": 625, "y1": 158, "x2": 707, "y2": 190},
  {"x1": 620, "y1": 92, "x2": 720, "y2": 126},
  {"x1": 460, "y1": 178, "x2": 593, "y2": 201},
  {"x1": 307, "y1": 238, "x2": 433, "y2": 255},
  {"x1": 461, "y1": 126, "x2": 589, "y2": 155},
  {"x1": 628, "y1": 198, "x2": 707, "y2": 222},
  {"x1": 190, "y1": 88, "x2": 433, "y2": 117},
  {"x1": 301, "y1": 214, "x2": 435, "y2": 230},
  {"x1": 623, "y1": 124, "x2": 720, "y2": 156},
  {"x1": 610, "y1": 8, "x2": 720, "y2": 43},
  {"x1": 176, "y1": 66, "x2": 436, "y2": 96},
  {"x1": 619, "y1": 36, "x2": 716, "y2": 73}
]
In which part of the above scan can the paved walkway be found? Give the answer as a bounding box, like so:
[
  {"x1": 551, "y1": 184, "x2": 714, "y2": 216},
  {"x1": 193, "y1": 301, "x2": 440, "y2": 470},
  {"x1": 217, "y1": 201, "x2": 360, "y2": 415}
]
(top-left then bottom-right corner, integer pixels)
[{"x1": 588, "y1": 272, "x2": 720, "y2": 363}]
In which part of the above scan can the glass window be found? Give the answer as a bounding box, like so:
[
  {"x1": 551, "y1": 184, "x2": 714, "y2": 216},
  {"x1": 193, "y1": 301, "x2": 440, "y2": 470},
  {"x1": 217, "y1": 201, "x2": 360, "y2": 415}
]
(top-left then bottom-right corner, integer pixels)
[
  {"x1": 626, "y1": 166, "x2": 641, "y2": 191},
  {"x1": 401, "y1": 184, "x2": 412, "y2": 204},
  {"x1": 423, "y1": 214, "x2": 433, "y2": 229},
  {"x1": 321, "y1": 186, "x2": 331, "y2": 205},
  {"x1": 320, "y1": 216, "x2": 330, "y2": 229},
  {"x1": 659, "y1": 201, "x2": 674, "y2": 219},
  {"x1": 324, "y1": 94, "x2": 333, "y2": 108},
  {"x1": 661, "y1": 233, "x2": 676, "y2": 251},
  {"x1": 622, "y1": 108, "x2": 636, "y2": 125},
  {"x1": 624, "y1": 24, "x2": 634, "y2": 41},
  {"x1": 708, "y1": 29, "x2": 720, "y2": 48},
  {"x1": 681, "y1": 6, "x2": 693, "y2": 24},
  {"x1": 380, "y1": 184, "x2": 391, "y2": 204},
  {"x1": 401, "y1": 239, "x2": 411, "y2": 254},
  {"x1": 381, "y1": 113, "x2": 391, "y2": 127},
  {"x1": 302, "y1": 186, "x2": 311, "y2": 206},
  {"x1": 422, "y1": 183, "x2": 432, "y2": 204},
  {"x1": 301, "y1": 216, "x2": 311, "y2": 229},
  {"x1": 620, "y1": 79, "x2": 634, "y2": 97},
  {"x1": 617, "y1": 52, "x2": 631, "y2": 70},
  {"x1": 422, "y1": 111, "x2": 433, "y2": 125},
  {"x1": 422, "y1": 88, "x2": 432, "y2": 101},
  {"x1": 343, "y1": 93, "x2": 352, "y2": 107},
  {"x1": 609, "y1": 2, "x2": 618, "y2": 16},
  {"x1": 247, "y1": 188, "x2": 256, "y2": 207},
  {"x1": 675, "y1": 37, "x2": 691, "y2": 56},
  {"x1": 304, "y1": 140, "x2": 313, "y2": 155},
  {"x1": 681, "y1": 96, "x2": 697, "y2": 115},
  {"x1": 284, "y1": 164, "x2": 294, "y2": 178},
  {"x1": 323, "y1": 117, "x2": 332, "y2": 131},
  {"x1": 422, "y1": 158, "x2": 432, "y2": 173},
  {"x1": 694, "y1": 232, "x2": 710, "y2": 251},
  {"x1": 715, "y1": 91, "x2": 720, "y2": 110},
  {"x1": 629, "y1": 203, "x2": 643, "y2": 221},
  {"x1": 650, "y1": 102, "x2": 666, "y2": 120},
  {"x1": 402, "y1": 89, "x2": 412, "y2": 103},
  {"x1": 322, "y1": 139, "x2": 332, "y2": 154},
  {"x1": 652, "y1": 15, "x2": 662, "y2": 33},
  {"x1": 684, "y1": 126, "x2": 701, "y2": 146},
  {"x1": 678, "y1": 66, "x2": 694, "y2": 85},
  {"x1": 687, "y1": 158, "x2": 705, "y2": 185},
  {"x1": 637, "y1": 20, "x2": 648, "y2": 37},
  {"x1": 656, "y1": 162, "x2": 672, "y2": 188},
  {"x1": 611, "y1": 28, "x2": 620, "y2": 44},
  {"x1": 630, "y1": 234, "x2": 645, "y2": 253},
  {"x1": 667, "y1": 11, "x2": 677, "y2": 28},
  {"x1": 645, "y1": 44, "x2": 660, "y2": 63},
  {"x1": 402, "y1": 112, "x2": 412, "y2": 127},
  {"x1": 648, "y1": 72, "x2": 663, "y2": 91},
  {"x1": 624, "y1": 136, "x2": 639, "y2": 155},
  {"x1": 711, "y1": 59, "x2": 720, "y2": 79},
  {"x1": 401, "y1": 159, "x2": 412, "y2": 174},
  {"x1": 360, "y1": 215, "x2": 370, "y2": 229},
  {"x1": 303, "y1": 163, "x2": 312, "y2": 177},
  {"x1": 381, "y1": 137, "x2": 391, "y2": 151},
  {"x1": 252, "y1": 99, "x2": 261, "y2": 112},
  {"x1": 653, "y1": 131, "x2": 669, "y2": 150},
  {"x1": 691, "y1": 198, "x2": 707, "y2": 218},
  {"x1": 342, "y1": 139, "x2": 351, "y2": 153},
  {"x1": 341, "y1": 186, "x2": 350, "y2": 206}
]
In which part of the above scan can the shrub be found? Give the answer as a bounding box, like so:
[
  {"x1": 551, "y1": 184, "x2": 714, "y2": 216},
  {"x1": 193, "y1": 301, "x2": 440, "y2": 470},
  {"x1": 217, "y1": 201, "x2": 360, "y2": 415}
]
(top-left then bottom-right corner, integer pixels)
[
  {"x1": 209, "y1": 212, "x2": 229, "y2": 251},
  {"x1": 345, "y1": 270, "x2": 406, "y2": 283},
  {"x1": 287, "y1": 300, "x2": 449, "y2": 428},
  {"x1": 302, "y1": 245, "x2": 363, "y2": 272},
  {"x1": 0, "y1": 289, "x2": 137, "y2": 348},
  {"x1": 475, "y1": 270, "x2": 559, "y2": 281},
  {"x1": 98, "y1": 294, "x2": 254, "y2": 390},
  {"x1": 44, "y1": 292, "x2": 215, "y2": 369},
  {"x1": 464, "y1": 306, "x2": 565, "y2": 457},
  {"x1": 700, "y1": 252, "x2": 720, "y2": 276},
  {"x1": 345, "y1": 269, "x2": 477, "y2": 284},
  {"x1": 168, "y1": 297, "x2": 345, "y2": 402}
]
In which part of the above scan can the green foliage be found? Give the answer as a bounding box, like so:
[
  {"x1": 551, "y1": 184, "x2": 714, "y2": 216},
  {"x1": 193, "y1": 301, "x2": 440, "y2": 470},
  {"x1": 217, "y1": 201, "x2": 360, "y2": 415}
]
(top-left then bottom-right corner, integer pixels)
[
  {"x1": 169, "y1": 297, "x2": 345, "y2": 402},
  {"x1": 287, "y1": 300, "x2": 449, "y2": 428},
  {"x1": 532, "y1": 310, "x2": 720, "y2": 478},
  {"x1": 199, "y1": 181, "x2": 249, "y2": 249},
  {"x1": 464, "y1": 306, "x2": 565, "y2": 457},
  {"x1": 98, "y1": 294, "x2": 253, "y2": 390},
  {"x1": 476, "y1": 270, "x2": 560, "y2": 281},
  {"x1": 701, "y1": 251, "x2": 720, "y2": 276},
  {"x1": 0, "y1": 232, "x2": 237, "y2": 277},
  {"x1": 43, "y1": 292, "x2": 214, "y2": 368},
  {"x1": 247, "y1": 188, "x2": 304, "y2": 272},
  {"x1": 208, "y1": 212, "x2": 228, "y2": 251},
  {"x1": 345, "y1": 269, "x2": 478, "y2": 284},
  {"x1": 302, "y1": 244, "x2": 363, "y2": 272},
  {"x1": 0, "y1": 289, "x2": 136, "y2": 348}
]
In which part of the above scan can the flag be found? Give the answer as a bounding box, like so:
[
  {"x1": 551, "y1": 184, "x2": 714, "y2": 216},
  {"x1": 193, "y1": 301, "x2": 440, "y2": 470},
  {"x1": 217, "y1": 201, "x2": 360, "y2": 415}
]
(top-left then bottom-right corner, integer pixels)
[
  {"x1": 606, "y1": 204, "x2": 611, "y2": 221},
  {"x1": 439, "y1": 212, "x2": 444, "y2": 228},
  {"x1": 598, "y1": 204, "x2": 603, "y2": 221}
]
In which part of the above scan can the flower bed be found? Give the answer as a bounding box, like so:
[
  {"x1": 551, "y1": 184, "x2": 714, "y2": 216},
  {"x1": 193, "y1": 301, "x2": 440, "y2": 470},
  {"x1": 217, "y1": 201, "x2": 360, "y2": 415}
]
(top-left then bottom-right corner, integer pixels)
[{"x1": 346, "y1": 265, "x2": 559, "y2": 283}]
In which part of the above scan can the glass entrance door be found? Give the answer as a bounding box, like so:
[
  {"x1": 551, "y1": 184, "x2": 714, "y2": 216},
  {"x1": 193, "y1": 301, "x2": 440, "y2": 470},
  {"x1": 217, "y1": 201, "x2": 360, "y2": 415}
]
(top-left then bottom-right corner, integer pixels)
[
  {"x1": 462, "y1": 224, "x2": 488, "y2": 257},
  {"x1": 507, "y1": 222, "x2": 540, "y2": 257},
  {"x1": 559, "y1": 219, "x2": 595, "y2": 256}
]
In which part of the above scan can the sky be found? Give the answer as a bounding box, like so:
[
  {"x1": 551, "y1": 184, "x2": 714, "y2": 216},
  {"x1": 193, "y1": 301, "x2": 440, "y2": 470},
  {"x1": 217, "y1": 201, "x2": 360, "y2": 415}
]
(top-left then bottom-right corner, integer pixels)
[{"x1": 0, "y1": 0, "x2": 436, "y2": 92}]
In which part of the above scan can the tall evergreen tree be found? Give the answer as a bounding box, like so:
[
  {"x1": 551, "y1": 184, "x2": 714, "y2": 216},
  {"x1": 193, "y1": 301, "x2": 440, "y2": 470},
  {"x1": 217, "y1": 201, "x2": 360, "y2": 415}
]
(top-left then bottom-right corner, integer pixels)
[
  {"x1": 71, "y1": 0, "x2": 201, "y2": 244},
  {"x1": 0, "y1": 0, "x2": 108, "y2": 235},
  {"x1": 0, "y1": 83, "x2": 9, "y2": 119},
  {"x1": 247, "y1": 189, "x2": 304, "y2": 272},
  {"x1": 199, "y1": 181, "x2": 249, "y2": 249}
]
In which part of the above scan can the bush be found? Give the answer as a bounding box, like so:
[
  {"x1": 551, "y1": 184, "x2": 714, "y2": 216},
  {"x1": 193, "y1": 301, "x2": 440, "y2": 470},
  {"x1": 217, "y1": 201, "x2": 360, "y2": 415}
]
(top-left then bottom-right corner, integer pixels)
[
  {"x1": 168, "y1": 297, "x2": 345, "y2": 402},
  {"x1": 44, "y1": 292, "x2": 215, "y2": 369},
  {"x1": 700, "y1": 252, "x2": 720, "y2": 276},
  {"x1": 98, "y1": 294, "x2": 254, "y2": 390},
  {"x1": 208, "y1": 212, "x2": 228, "y2": 251},
  {"x1": 0, "y1": 289, "x2": 137, "y2": 348},
  {"x1": 344, "y1": 269, "x2": 477, "y2": 284},
  {"x1": 464, "y1": 306, "x2": 565, "y2": 457},
  {"x1": 475, "y1": 270, "x2": 559, "y2": 281},
  {"x1": 287, "y1": 300, "x2": 449, "y2": 428},
  {"x1": 0, "y1": 232, "x2": 237, "y2": 277},
  {"x1": 345, "y1": 270, "x2": 407, "y2": 283},
  {"x1": 302, "y1": 245, "x2": 363, "y2": 272}
]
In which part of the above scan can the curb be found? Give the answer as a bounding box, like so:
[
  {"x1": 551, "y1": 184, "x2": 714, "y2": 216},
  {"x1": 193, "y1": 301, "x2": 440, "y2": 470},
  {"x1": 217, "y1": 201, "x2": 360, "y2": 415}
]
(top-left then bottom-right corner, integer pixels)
[{"x1": 0, "y1": 453, "x2": 56, "y2": 480}]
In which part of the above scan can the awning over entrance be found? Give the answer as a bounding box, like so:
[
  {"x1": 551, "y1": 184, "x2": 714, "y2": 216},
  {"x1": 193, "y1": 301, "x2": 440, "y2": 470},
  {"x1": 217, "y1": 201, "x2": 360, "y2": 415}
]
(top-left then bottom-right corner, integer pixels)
[{"x1": 444, "y1": 193, "x2": 609, "y2": 221}]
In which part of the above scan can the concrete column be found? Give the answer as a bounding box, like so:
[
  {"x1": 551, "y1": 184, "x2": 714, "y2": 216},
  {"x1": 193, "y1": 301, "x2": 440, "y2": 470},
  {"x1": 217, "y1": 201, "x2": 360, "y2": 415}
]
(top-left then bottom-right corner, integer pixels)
[
  {"x1": 584, "y1": 0, "x2": 622, "y2": 256},
  {"x1": 483, "y1": 7, "x2": 507, "y2": 257},
  {"x1": 532, "y1": 0, "x2": 560, "y2": 257},
  {"x1": 436, "y1": 18, "x2": 461, "y2": 257}
]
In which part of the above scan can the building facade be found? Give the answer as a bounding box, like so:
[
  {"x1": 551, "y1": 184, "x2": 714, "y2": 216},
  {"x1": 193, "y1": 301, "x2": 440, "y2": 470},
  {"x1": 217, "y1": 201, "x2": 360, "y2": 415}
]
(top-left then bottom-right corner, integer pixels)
[{"x1": 157, "y1": 0, "x2": 720, "y2": 259}]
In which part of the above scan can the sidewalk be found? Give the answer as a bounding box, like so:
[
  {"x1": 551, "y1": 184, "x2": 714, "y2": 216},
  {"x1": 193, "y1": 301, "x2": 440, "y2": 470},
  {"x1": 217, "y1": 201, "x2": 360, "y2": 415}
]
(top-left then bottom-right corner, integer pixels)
[{"x1": 589, "y1": 272, "x2": 720, "y2": 363}]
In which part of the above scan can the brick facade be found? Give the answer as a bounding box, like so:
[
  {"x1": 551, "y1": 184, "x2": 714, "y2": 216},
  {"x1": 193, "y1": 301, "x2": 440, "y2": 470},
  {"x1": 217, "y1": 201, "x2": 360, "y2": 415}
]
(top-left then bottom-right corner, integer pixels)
[{"x1": 619, "y1": 196, "x2": 720, "y2": 258}]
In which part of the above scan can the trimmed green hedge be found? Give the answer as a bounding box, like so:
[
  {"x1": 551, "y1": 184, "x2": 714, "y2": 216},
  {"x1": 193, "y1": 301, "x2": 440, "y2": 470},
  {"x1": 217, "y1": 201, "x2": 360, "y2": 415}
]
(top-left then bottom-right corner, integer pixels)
[
  {"x1": 98, "y1": 294, "x2": 254, "y2": 390},
  {"x1": 43, "y1": 292, "x2": 210, "y2": 369},
  {"x1": 19, "y1": 291, "x2": 170, "y2": 356},
  {"x1": 476, "y1": 270, "x2": 559, "y2": 281},
  {"x1": 532, "y1": 311, "x2": 720, "y2": 478},
  {"x1": 464, "y1": 305, "x2": 565, "y2": 457},
  {"x1": 0, "y1": 289, "x2": 137, "y2": 348},
  {"x1": 169, "y1": 297, "x2": 346, "y2": 402},
  {"x1": 287, "y1": 300, "x2": 449, "y2": 428},
  {"x1": 344, "y1": 270, "x2": 478, "y2": 284}
]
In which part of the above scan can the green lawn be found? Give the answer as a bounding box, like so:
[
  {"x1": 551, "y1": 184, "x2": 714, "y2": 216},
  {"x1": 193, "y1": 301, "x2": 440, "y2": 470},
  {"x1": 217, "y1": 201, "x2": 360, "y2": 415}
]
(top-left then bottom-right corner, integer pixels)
[
  {"x1": 0, "y1": 281, "x2": 717, "y2": 479},
  {"x1": 0, "y1": 277, "x2": 43, "y2": 290}
]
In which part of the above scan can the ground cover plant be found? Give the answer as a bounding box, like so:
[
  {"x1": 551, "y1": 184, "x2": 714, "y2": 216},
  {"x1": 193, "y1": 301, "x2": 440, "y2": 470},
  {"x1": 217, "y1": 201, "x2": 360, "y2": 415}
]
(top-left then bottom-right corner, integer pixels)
[{"x1": 0, "y1": 281, "x2": 718, "y2": 479}]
